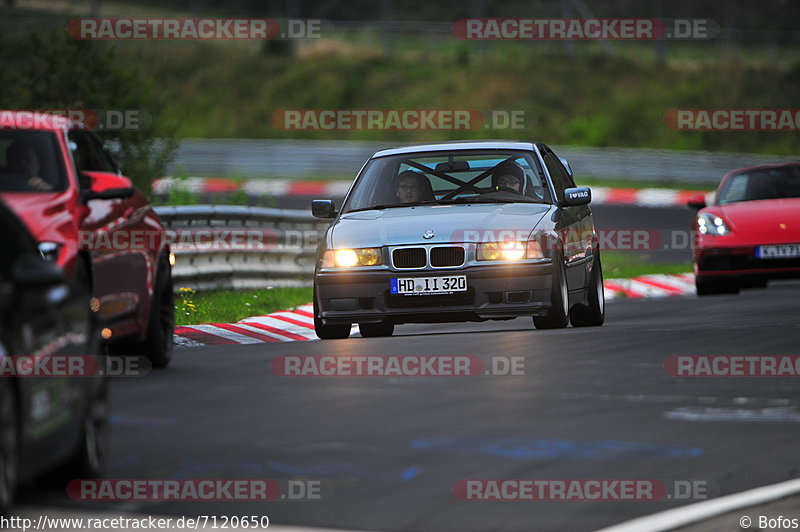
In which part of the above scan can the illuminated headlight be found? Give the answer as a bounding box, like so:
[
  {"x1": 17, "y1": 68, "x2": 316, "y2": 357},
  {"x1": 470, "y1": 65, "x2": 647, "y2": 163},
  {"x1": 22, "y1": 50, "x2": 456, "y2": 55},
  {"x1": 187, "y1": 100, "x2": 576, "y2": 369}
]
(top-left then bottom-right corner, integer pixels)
[
  {"x1": 697, "y1": 214, "x2": 731, "y2": 236},
  {"x1": 37, "y1": 242, "x2": 62, "y2": 263},
  {"x1": 321, "y1": 248, "x2": 382, "y2": 268},
  {"x1": 478, "y1": 241, "x2": 543, "y2": 261}
]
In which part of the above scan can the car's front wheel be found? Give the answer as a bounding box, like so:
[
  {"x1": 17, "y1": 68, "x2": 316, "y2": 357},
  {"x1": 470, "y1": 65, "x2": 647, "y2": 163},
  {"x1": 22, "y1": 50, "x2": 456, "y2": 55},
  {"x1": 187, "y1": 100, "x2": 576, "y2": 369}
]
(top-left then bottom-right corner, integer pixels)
[
  {"x1": 63, "y1": 378, "x2": 109, "y2": 479},
  {"x1": 570, "y1": 256, "x2": 605, "y2": 327},
  {"x1": 359, "y1": 321, "x2": 394, "y2": 337},
  {"x1": 533, "y1": 255, "x2": 570, "y2": 330},
  {"x1": 313, "y1": 289, "x2": 350, "y2": 340}
]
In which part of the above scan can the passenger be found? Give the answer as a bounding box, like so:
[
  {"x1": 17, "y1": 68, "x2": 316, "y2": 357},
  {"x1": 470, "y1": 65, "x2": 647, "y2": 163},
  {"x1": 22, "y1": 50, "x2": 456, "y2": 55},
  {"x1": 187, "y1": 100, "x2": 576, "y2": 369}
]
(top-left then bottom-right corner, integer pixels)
[{"x1": 491, "y1": 162, "x2": 524, "y2": 194}]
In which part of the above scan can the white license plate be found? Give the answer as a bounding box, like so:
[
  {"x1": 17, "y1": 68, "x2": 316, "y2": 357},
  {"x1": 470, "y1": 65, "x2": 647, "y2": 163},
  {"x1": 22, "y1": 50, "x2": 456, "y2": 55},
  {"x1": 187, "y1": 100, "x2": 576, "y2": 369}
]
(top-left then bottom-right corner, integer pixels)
[
  {"x1": 391, "y1": 275, "x2": 467, "y2": 295},
  {"x1": 756, "y1": 244, "x2": 800, "y2": 259}
]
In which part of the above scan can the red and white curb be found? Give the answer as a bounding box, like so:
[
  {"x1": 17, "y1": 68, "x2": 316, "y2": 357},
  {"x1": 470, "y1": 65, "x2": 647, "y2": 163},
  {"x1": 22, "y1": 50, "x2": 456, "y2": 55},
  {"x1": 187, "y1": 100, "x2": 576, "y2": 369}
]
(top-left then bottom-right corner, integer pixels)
[
  {"x1": 174, "y1": 273, "x2": 695, "y2": 346},
  {"x1": 603, "y1": 273, "x2": 696, "y2": 299},
  {"x1": 154, "y1": 177, "x2": 712, "y2": 208}
]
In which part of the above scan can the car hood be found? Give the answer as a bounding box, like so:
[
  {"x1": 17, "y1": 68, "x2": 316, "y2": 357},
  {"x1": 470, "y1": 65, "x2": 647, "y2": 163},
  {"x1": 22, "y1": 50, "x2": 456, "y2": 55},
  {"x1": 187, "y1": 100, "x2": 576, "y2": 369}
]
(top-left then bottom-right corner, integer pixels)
[
  {"x1": 331, "y1": 203, "x2": 552, "y2": 248},
  {"x1": 710, "y1": 198, "x2": 800, "y2": 244},
  {"x1": 0, "y1": 191, "x2": 78, "y2": 241}
]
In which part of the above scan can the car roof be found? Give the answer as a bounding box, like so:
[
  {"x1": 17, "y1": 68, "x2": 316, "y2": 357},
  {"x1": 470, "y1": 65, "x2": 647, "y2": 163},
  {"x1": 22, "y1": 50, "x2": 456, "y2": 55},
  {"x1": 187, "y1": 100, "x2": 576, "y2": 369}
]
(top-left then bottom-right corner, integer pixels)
[
  {"x1": 0, "y1": 110, "x2": 73, "y2": 132},
  {"x1": 725, "y1": 161, "x2": 800, "y2": 177},
  {"x1": 372, "y1": 140, "x2": 537, "y2": 158}
]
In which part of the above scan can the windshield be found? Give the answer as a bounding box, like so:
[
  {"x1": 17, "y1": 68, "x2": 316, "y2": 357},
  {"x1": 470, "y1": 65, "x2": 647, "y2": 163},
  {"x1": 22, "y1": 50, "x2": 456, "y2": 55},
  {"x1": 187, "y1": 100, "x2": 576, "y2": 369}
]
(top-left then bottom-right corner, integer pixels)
[
  {"x1": 717, "y1": 166, "x2": 800, "y2": 205},
  {"x1": 342, "y1": 150, "x2": 551, "y2": 213},
  {"x1": 0, "y1": 130, "x2": 67, "y2": 193}
]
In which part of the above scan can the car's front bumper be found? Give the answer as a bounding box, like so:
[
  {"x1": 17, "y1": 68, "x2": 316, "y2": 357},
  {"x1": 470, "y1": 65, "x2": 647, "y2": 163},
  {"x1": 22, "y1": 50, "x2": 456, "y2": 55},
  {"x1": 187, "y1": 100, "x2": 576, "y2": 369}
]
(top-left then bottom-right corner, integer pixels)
[
  {"x1": 315, "y1": 262, "x2": 554, "y2": 325},
  {"x1": 695, "y1": 245, "x2": 800, "y2": 281}
]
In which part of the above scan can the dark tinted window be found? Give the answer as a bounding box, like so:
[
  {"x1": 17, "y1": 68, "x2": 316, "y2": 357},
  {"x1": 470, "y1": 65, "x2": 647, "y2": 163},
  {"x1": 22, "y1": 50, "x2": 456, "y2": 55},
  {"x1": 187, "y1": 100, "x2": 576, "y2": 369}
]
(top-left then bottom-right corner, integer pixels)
[
  {"x1": 717, "y1": 166, "x2": 800, "y2": 204},
  {"x1": 69, "y1": 130, "x2": 117, "y2": 175},
  {"x1": 541, "y1": 148, "x2": 574, "y2": 202}
]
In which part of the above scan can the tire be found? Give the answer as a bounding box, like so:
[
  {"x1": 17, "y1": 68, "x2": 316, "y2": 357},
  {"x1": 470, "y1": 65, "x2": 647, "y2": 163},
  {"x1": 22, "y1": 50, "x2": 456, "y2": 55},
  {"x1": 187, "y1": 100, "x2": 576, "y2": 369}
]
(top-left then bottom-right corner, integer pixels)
[
  {"x1": 359, "y1": 321, "x2": 394, "y2": 337},
  {"x1": 42, "y1": 376, "x2": 109, "y2": 488},
  {"x1": 313, "y1": 288, "x2": 350, "y2": 340},
  {"x1": 533, "y1": 254, "x2": 570, "y2": 330},
  {"x1": 0, "y1": 380, "x2": 19, "y2": 517},
  {"x1": 570, "y1": 256, "x2": 605, "y2": 327},
  {"x1": 696, "y1": 276, "x2": 740, "y2": 296},
  {"x1": 65, "y1": 379, "x2": 109, "y2": 479}
]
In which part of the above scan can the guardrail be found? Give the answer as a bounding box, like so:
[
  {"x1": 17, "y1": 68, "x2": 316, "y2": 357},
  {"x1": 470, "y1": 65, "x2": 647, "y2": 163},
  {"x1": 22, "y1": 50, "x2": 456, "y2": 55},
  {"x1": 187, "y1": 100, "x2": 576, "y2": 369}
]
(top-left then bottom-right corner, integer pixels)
[
  {"x1": 154, "y1": 205, "x2": 328, "y2": 291},
  {"x1": 166, "y1": 139, "x2": 787, "y2": 184}
]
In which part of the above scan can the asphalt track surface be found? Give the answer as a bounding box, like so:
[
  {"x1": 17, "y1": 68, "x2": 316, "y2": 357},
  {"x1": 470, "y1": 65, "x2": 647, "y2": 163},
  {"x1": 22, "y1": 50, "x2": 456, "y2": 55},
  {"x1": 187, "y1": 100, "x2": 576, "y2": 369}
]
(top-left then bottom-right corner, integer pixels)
[{"x1": 20, "y1": 280, "x2": 800, "y2": 531}]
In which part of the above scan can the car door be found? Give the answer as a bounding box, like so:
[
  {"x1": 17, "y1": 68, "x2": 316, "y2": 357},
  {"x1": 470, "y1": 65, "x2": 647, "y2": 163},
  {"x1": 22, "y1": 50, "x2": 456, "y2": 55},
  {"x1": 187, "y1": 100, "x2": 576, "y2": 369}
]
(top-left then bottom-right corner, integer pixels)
[
  {"x1": 69, "y1": 129, "x2": 149, "y2": 341},
  {"x1": 539, "y1": 145, "x2": 589, "y2": 289},
  {"x1": 0, "y1": 203, "x2": 90, "y2": 474}
]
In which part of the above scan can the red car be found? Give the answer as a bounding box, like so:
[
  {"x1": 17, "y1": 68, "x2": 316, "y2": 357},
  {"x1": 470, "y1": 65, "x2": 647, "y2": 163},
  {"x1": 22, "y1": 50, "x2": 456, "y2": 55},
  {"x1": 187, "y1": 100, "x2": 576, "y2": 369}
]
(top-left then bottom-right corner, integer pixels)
[
  {"x1": 688, "y1": 162, "x2": 800, "y2": 295},
  {"x1": 0, "y1": 111, "x2": 174, "y2": 367}
]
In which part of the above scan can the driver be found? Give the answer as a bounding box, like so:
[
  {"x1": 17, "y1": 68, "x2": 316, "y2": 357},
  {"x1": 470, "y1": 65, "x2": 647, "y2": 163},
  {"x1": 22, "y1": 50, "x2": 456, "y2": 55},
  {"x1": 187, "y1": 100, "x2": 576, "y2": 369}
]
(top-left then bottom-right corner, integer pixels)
[
  {"x1": 394, "y1": 170, "x2": 425, "y2": 203},
  {"x1": 491, "y1": 162, "x2": 524, "y2": 194},
  {"x1": 5, "y1": 141, "x2": 52, "y2": 191}
]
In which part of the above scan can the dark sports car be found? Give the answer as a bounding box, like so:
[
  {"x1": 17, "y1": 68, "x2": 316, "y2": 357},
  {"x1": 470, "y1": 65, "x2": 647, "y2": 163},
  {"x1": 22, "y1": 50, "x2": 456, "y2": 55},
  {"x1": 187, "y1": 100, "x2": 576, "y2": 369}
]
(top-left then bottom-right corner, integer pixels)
[
  {"x1": 311, "y1": 141, "x2": 605, "y2": 339},
  {"x1": 0, "y1": 200, "x2": 107, "y2": 515}
]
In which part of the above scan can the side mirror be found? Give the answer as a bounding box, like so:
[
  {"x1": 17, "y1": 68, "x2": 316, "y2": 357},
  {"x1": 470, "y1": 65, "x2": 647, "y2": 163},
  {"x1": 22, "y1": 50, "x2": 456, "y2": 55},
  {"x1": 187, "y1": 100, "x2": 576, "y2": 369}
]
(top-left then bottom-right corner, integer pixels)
[
  {"x1": 312, "y1": 199, "x2": 337, "y2": 219},
  {"x1": 687, "y1": 194, "x2": 707, "y2": 210},
  {"x1": 12, "y1": 254, "x2": 67, "y2": 287},
  {"x1": 562, "y1": 186, "x2": 591, "y2": 207},
  {"x1": 559, "y1": 157, "x2": 574, "y2": 178},
  {"x1": 80, "y1": 171, "x2": 135, "y2": 202}
]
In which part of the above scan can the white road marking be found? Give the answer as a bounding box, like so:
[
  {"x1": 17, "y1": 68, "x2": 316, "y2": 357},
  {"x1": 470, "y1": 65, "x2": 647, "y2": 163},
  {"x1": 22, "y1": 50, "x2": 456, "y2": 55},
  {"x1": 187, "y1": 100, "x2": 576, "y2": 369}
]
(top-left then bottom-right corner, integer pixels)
[{"x1": 596, "y1": 477, "x2": 800, "y2": 532}]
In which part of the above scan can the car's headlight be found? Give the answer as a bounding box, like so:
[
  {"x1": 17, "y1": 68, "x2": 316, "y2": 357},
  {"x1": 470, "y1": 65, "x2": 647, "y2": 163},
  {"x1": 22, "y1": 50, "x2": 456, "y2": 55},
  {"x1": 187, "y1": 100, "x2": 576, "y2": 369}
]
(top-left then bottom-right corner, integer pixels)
[
  {"x1": 38, "y1": 242, "x2": 62, "y2": 263},
  {"x1": 477, "y1": 241, "x2": 543, "y2": 261},
  {"x1": 697, "y1": 213, "x2": 731, "y2": 236},
  {"x1": 321, "y1": 248, "x2": 382, "y2": 268}
]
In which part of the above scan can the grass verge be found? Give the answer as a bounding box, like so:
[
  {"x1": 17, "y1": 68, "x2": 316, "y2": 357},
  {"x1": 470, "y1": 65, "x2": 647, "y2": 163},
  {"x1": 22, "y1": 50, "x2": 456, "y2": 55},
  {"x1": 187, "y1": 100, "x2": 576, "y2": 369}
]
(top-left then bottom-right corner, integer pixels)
[
  {"x1": 175, "y1": 287, "x2": 312, "y2": 326},
  {"x1": 601, "y1": 252, "x2": 693, "y2": 279}
]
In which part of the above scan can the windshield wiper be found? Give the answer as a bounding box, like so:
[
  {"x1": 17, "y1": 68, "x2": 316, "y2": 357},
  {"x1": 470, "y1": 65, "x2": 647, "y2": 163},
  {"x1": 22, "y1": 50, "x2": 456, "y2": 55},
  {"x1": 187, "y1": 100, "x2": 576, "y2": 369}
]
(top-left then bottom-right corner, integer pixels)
[
  {"x1": 452, "y1": 195, "x2": 547, "y2": 204},
  {"x1": 452, "y1": 196, "x2": 515, "y2": 203},
  {"x1": 345, "y1": 200, "x2": 452, "y2": 213}
]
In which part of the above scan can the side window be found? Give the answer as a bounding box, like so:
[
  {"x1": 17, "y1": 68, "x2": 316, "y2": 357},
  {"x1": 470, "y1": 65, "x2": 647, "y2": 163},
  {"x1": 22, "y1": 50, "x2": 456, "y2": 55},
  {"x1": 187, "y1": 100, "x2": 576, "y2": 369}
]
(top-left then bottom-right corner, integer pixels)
[
  {"x1": 69, "y1": 131, "x2": 117, "y2": 175},
  {"x1": 542, "y1": 150, "x2": 572, "y2": 202}
]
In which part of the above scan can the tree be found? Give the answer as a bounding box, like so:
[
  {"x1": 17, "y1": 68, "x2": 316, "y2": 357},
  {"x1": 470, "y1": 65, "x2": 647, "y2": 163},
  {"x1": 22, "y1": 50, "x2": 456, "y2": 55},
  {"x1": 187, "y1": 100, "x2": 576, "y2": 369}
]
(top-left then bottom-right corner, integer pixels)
[{"x1": 0, "y1": 31, "x2": 179, "y2": 193}]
